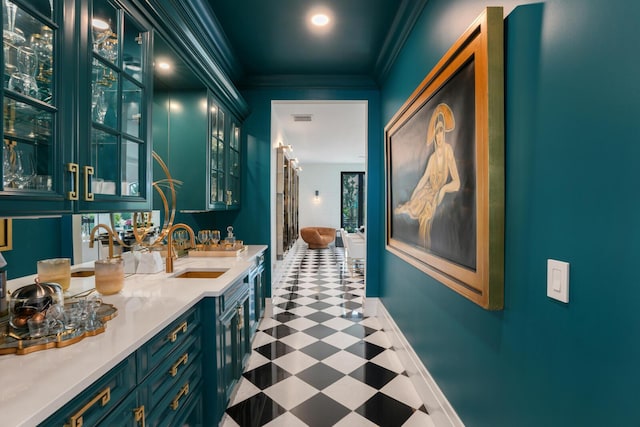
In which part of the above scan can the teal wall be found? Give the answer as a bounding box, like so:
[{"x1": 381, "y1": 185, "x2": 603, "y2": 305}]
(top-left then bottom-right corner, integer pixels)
[
  {"x1": 2, "y1": 218, "x2": 65, "y2": 279},
  {"x1": 238, "y1": 87, "x2": 382, "y2": 297},
  {"x1": 379, "y1": 0, "x2": 640, "y2": 425}
]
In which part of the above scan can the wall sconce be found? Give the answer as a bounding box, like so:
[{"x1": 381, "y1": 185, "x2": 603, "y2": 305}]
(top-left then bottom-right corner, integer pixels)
[
  {"x1": 277, "y1": 141, "x2": 293, "y2": 151},
  {"x1": 314, "y1": 190, "x2": 319, "y2": 200}
]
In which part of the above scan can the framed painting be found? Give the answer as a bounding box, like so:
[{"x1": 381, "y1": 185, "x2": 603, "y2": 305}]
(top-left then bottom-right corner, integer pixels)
[
  {"x1": 384, "y1": 7, "x2": 504, "y2": 309},
  {"x1": 0, "y1": 219, "x2": 12, "y2": 251}
]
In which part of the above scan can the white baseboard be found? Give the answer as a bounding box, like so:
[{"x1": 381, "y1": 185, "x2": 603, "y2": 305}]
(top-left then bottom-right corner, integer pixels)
[{"x1": 369, "y1": 298, "x2": 464, "y2": 427}]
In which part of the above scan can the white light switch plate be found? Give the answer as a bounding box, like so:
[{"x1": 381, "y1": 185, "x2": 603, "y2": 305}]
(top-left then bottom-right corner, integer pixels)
[{"x1": 547, "y1": 259, "x2": 569, "y2": 303}]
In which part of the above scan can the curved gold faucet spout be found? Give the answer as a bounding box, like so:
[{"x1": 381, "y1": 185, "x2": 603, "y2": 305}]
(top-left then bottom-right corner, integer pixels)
[
  {"x1": 89, "y1": 224, "x2": 119, "y2": 259},
  {"x1": 165, "y1": 223, "x2": 196, "y2": 273}
]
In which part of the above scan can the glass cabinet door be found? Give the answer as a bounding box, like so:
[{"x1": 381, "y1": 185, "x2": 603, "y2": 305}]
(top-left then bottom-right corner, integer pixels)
[
  {"x1": 81, "y1": 0, "x2": 149, "y2": 211},
  {"x1": 2, "y1": 0, "x2": 61, "y2": 210},
  {"x1": 209, "y1": 96, "x2": 225, "y2": 209},
  {"x1": 227, "y1": 120, "x2": 240, "y2": 207}
]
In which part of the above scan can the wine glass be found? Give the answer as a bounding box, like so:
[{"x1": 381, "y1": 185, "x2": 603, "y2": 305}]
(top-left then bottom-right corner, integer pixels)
[
  {"x1": 13, "y1": 151, "x2": 36, "y2": 189},
  {"x1": 2, "y1": 147, "x2": 15, "y2": 187},
  {"x1": 197, "y1": 230, "x2": 210, "y2": 250},
  {"x1": 210, "y1": 230, "x2": 220, "y2": 247}
]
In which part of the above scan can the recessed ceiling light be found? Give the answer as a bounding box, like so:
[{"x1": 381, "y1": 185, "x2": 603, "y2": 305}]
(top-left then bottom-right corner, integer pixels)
[
  {"x1": 157, "y1": 62, "x2": 171, "y2": 71},
  {"x1": 311, "y1": 14, "x2": 330, "y2": 26}
]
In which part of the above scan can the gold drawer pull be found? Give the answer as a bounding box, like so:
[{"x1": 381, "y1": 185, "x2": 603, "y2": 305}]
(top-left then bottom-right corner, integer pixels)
[
  {"x1": 133, "y1": 405, "x2": 145, "y2": 427},
  {"x1": 67, "y1": 163, "x2": 79, "y2": 201},
  {"x1": 168, "y1": 321, "x2": 187, "y2": 343},
  {"x1": 84, "y1": 165, "x2": 94, "y2": 201},
  {"x1": 169, "y1": 353, "x2": 189, "y2": 377},
  {"x1": 170, "y1": 383, "x2": 189, "y2": 411},
  {"x1": 66, "y1": 386, "x2": 111, "y2": 427}
]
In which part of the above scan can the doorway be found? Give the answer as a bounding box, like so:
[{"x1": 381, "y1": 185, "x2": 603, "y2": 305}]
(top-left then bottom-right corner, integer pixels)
[{"x1": 341, "y1": 171, "x2": 365, "y2": 232}]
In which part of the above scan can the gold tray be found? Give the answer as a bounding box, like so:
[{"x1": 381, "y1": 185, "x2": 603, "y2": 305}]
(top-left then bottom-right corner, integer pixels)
[
  {"x1": 188, "y1": 245, "x2": 247, "y2": 257},
  {"x1": 0, "y1": 303, "x2": 118, "y2": 356}
]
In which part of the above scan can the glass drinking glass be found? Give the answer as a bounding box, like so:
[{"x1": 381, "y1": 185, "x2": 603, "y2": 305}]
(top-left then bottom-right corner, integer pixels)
[
  {"x1": 210, "y1": 230, "x2": 221, "y2": 247},
  {"x1": 94, "y1": 258, "x2": 124, "y2": 295},
  {"x1": 197, "y1": 230, "x2": 210, "y2": 250},
  {"x1": 3, "y1": 147, "x2": 15, "y2": 187},
  {"x1": 13, "y1": 151, "x2": 36, "y2": 189},
  {"x1": 37, "y1": 258, "x2": 71, "y2": 291}
]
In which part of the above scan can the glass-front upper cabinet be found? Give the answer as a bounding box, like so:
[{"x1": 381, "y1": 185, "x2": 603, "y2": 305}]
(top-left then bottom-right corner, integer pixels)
[
  {"x1": 80, "y1": 0, "x2": 151, "y2": 212},
  {"x1": 208, "y1": 95, "x2": 241, "y2": 210},
  {"x1": 1, "y1": 0, "x2": 69, "y2": 214}
]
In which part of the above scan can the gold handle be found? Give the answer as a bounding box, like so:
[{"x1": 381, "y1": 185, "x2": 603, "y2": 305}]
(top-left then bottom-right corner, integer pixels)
[
  {"x1": 169, "y1": 353, "x2": 189, "y2": 377},
  {"x1": 168, "y1": 321, "x2": 187, "y2": 343},
  {"x1": 67, "y1": 163, "x2": 79, "y2": 200},
  {"x1": 133, "y1": 405, "x2": 145, "y2": 427},
  {"x1": 84, "y1": 165, "x2": 94, "y2": 201},
  {"x1": 66, "y1": 386, "x2": 111, "y2": 427},
  {"x1": 170, "y1": 383, "x2": 189, "y2": 411}
]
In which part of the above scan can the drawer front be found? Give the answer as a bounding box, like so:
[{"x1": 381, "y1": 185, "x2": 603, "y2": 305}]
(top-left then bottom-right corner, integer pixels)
[
  {"x1": 138, "y1": 324, "x2": 201, "y2": 414},
  {"x1": 144, "y1": 354, "x2": 203, "y2": 427},
  {"x1": 219, "y1": 278, "x2": 248, "y2": 313},
  {"x1": 41, "y1": 354, "x2": 137, "y2": 427},
  {"x1": 137, "y1": 306, "x2": 200, "y2": 382},
  {"x1": 96, "y1": 391, "x2": 140, "y2": 427}
]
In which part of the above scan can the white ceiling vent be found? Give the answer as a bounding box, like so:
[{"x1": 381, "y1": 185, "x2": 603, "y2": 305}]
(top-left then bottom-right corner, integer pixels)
[{"x1": 292, "y1": 114, "x2": 313, "y2": 122}]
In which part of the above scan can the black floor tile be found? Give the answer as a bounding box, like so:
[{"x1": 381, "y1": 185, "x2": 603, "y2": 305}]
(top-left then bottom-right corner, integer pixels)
[
  {"x1": 306, "y1": 300, "x2": 333, "y2": 310},
  {"x1": 299, "y1": 341, "x2": 341, "y2": 360},
  {"x1": 275, "y1": 301, "x2": 300, "y2": 310},
  {"x1": 303, "y1": 324, "x2": 338, "y2": 339},
  {"x1": 296, "y1": 362, "x2": 345, "y2": 390},
  {"x1": 254, "y1": 341, "x2": 296, "y2": 360},
  {"x1": 289, "y1": 393, "x2": 350, "y2": 427},
  {"x1": 243, "y1": 362, "x2": 292, "y2": 390},
  {"x1": 303, "y1": 311, "x2": 334, "y2": 324},
  {"x1": 273, "y1": 312, "x2": 299, "y2": 323},
  {"x1": 349, "y1": 362, "x2": 398, "y2": 389},
  {"x1": 355, "y1": 392, "x2": 415, "y2": 426},
  {"x1": 261, "y1": 324, "x2": 297, "y2": 339},
  {"x1": 344, "y1": 341, "x2": 386, "y2": 360},
  {"x1": 226, "y1": 392, "x2": 288, "y2": 426},
  {"x1": 342, "y1": 324, "x2": 377, "y2": 338}
]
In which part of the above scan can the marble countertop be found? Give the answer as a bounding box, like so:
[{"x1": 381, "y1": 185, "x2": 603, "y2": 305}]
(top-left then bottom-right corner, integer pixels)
[{"x1": 0, "y1": 245, "x2": 267, "y2": 427}]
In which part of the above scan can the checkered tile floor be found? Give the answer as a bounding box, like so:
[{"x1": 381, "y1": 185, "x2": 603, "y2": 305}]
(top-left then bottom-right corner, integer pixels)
[{"x1": 221, "y1": 246, "x2": 433, "y2": 427}]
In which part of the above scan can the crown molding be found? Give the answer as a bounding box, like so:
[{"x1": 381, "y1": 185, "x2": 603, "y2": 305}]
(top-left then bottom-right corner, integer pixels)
[
  {"x1": 374, "y1": 0, "x2": 429, "y2": 84},
  {"x1": 238, "y1": 74, "x2": 380, "y2": 90}
]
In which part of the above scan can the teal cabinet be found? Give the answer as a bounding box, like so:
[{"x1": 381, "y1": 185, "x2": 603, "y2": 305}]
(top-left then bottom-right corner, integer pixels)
[
  {"x1": 201, "y1": 277, "x2": 253, "y2": 425},
  {"x1": 40, "y1": 354, "x2": 138, "y2": 426},
  {"x1": 1, "y1": 0, "x2": 152, "y2": 216},
  {"x1": 248, "y1": 251, "x2": 266, "y2": 334},
  {"x1": 41, "y1": 307, "x2": 202, "y2": 426},
  {"x1": 153, "y1": 90, "x2": 241, "y2": 212}
]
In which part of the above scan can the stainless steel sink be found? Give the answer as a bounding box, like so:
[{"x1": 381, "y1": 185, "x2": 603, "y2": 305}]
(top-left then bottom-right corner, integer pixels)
[{"x1": 173, "y1": 269, "x2": 228, "y2": 279}]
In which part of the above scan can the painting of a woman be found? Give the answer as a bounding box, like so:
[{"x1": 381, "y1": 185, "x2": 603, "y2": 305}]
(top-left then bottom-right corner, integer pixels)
[{"x1": 395, "y1": 103, "x2": 460, "y2": 248}]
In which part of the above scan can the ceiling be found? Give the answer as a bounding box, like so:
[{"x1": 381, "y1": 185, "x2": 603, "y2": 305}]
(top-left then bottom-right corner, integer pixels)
[{"x1": 153, "y1": 1, "x2": 424, "y2": 164}]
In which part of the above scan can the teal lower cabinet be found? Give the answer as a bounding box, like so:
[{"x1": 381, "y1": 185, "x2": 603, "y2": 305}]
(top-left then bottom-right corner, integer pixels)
[
  {"x1": 247, "y1": 252, "x2": 266, "y2": 335},
  {"x1": 201, "y1": 277, "x2": 254, "y2": 425},
  {"x1": 40, "y1": 354, "x2": 138, "y2": 426},
  {"x1": 40, "y1": 274, "x2": 262, "y2": 427},
  {"x1": 40, "y1": 307, "x2": 202, "y2": 427}
]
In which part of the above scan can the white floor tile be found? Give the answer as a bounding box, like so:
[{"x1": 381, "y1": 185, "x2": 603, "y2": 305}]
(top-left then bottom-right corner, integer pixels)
[
  {"x1": 359, "y1": 316, "x2": 382, "y2": 330},
  {"x1": 291, "y1": 296, "x2": 319, "y2": 306},
  {"x1": 321, "y1": 317, "x2": 355, "y2": 331},
  {"x1": 333, "y1": 412, "x2": 378, "y2": 427},
  {"x1": 251, "y1": 331, "x2": 277, "y2": 348},
  {"x1": 263, "y1": 412, "x2": 309, "y2": 427},
  {"x1": 370, "y1": 349, "x2": 405, "y2": 374},
  {"x1": 323, "y1": 376, "x2": 378, "y2": 410},
  {"x1": 322, "y1": 350, "x2": 367, "y2": 374},
  {"x1": 380, "y1": 375, "x2": 424, "y2": 409},
  {"x1": 402, "y1": 410, "x2": 437, "y2": 427},
  {"x1": 244, "y1": 350, "x2": 271, "y2": 371},
  {"x1": 284, "y1": 317, "x2": 319, "y2": 331},
  {"x1": 322, "y1": 296, "x2": 347, "y2": 305},
  {"x1": 272, "y1": 350, "x2": 319, "y2": 374},
  {"x1": 364, "y1": 330, "x2": 392, "y2": 348},
  {"x1": 264, "y1": 376, "x2": 320, "y2": 410},
  {"x1": 258, "y1": 317, "x2": 282, "y2": 330},
  {"x1": 228, "y1": 377, "x2": 261, "y2": 406},
  {"x1": 288, "y1": 305, "x2": 318, "y2": 316},
  {"x1": 322, "y1": 305, "x2": 351, "y2": 316},
  {"x1": 322, "y1": 331, "x2": 361, "y2": 349},
  {"x1": 279, "y1": 331, "x2": 319, "y2": 350}
]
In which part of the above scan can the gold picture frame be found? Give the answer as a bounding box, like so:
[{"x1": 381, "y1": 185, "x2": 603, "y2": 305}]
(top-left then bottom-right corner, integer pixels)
[
  {"x1": 0, "y1": 219, "x2": 12, "y2": 251},
  {"x1": 384, "y1": 7, "x2": 504, "y2": 309}
]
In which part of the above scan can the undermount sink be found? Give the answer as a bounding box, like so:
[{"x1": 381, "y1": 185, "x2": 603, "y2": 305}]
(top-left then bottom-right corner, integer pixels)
[
  {"x1": 173, "y1": 269, "x2": 229, "y2": 279},
  {"x1": 71, "y1": 270, "x2": 95, "y2": 277}
]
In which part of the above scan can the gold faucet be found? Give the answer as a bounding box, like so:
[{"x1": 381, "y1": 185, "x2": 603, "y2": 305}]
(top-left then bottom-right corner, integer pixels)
[
  {"x1": 165, "y1": 223, "x2": 196, "y2": 273},
  {"x1": 89, "y1": 224, "x2": 119, "y2": 259}
]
